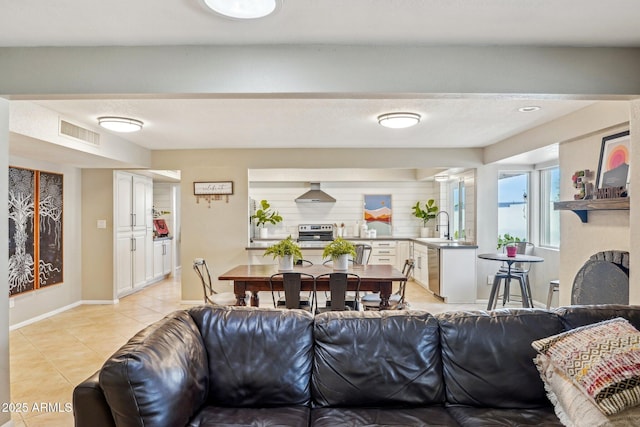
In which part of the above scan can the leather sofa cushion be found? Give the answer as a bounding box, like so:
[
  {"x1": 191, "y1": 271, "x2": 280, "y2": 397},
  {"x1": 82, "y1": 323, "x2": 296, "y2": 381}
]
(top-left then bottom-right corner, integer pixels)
[
  {"x1": 437, "y1": 309, "x2": 563, "y2": 408},
  {"x1": 189, "y1": 306, "x2": 314, "y2": 407},
  {"x1": 100, "y1": 311, "x2": 208, "y2": 427},
  {"x1": 446, "y1": 405, "x2": 563, "y2": 426},
  {"x1": 189, "y1": 405, "x2": 310, "y2": 427},
  {"x1": 72, "y1": 371, "x2": 116, "y2": 427},
  {"x1": 312, "y1": 310, "x2": 445, "y2": 407},
  {"x1": 311, "y1": 407, "x2": 459, "y2": 427},
  {"x1": 556, "y1": 304, "x2": 640, "y2": 331}
]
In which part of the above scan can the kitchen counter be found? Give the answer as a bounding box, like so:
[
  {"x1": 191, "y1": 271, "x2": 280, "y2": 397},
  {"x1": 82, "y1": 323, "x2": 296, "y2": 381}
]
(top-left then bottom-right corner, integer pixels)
[{"x1": 413, "y1": 238, "x2": 478, "y2": 250}]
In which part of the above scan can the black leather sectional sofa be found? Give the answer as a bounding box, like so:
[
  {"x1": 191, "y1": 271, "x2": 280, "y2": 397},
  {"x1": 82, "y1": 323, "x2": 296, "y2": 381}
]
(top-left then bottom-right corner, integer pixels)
[{"x1": 73, "y1": 304, "x2": 640, "y2": 426}]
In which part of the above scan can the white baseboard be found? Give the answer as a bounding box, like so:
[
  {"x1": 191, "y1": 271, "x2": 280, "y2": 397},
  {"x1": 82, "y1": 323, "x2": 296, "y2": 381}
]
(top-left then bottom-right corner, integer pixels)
[
  {"x1": 10, "y1": 300, "x2": 81, "y2": 330},
  {"x1": 82, "y1": 299, "x2": 119, "y2": 305},
  {"x1": 1, "y1": 418, "x2": 15, "y2": 427},
  {"x1": 181, "y1": 300, "x2": 204, "y2": 306}
]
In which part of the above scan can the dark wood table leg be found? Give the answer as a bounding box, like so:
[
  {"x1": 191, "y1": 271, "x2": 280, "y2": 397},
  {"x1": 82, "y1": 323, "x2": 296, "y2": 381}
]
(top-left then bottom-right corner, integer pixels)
[
  {"x1": 234, "y1": 281, "x2": 247, "y2": 306},
  {"x1": 250, "y1": 291, "x2": 259, "y2": 307},
  {"x1": 379, "y1": 282, "x2": 391, "y2": 310}
]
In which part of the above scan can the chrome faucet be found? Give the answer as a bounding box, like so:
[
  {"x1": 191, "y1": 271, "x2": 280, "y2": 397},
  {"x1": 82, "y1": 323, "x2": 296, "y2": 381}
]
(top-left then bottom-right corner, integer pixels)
[{"x1": 435, "y1": 211, "x2": 450, "y2": 240}]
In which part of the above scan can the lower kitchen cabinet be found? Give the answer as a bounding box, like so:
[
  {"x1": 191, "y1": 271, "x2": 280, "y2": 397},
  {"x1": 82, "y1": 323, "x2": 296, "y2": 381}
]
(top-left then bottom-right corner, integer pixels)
[
  {"x1": 153, "y1": 239, "x2": 173, "y2": 279},
  {"x1": 413, "y1": 243, "x2": 429, "y2": 288},
  {"x1": 116, "y1": 232, "x2": 148, "y2": 295}
]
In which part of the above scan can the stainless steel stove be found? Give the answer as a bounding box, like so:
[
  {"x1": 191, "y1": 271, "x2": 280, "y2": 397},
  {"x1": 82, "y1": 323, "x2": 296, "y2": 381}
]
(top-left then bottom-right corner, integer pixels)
[{"x1": 297, "y1": 224, "x2": 334, "y2": 242}]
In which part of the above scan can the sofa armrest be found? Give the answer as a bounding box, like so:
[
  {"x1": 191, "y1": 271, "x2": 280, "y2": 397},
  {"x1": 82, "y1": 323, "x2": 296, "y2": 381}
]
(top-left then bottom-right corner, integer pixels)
[{"x1": 73, "y1": 371, "x2": 115, "y2": 427}]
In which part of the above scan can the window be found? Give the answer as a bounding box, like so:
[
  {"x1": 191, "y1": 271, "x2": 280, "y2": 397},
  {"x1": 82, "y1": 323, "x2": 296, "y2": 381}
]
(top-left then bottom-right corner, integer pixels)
[
  {"x1": 452, "y1": 180, "x2": 465, "y2": 240},
  {"x1": 498, "y1": 172, "x2": 529, "y2": 242},
  {"x1": 540, "y1": 167, "x2": 560, "y2": 248}
]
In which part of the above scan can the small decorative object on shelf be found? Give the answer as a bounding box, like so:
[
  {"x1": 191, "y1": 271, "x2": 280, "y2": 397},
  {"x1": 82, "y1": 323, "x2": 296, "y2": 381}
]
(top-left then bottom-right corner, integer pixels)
[
  {"x1": 571, "y1": 169, "x2": 593, "y2": 200},
  {"x1": 251, "y1": 199, "x2": 283, "y2": 239},
  {"x1": 595, "y1": 186, "x2": 627, "y2": 199}
]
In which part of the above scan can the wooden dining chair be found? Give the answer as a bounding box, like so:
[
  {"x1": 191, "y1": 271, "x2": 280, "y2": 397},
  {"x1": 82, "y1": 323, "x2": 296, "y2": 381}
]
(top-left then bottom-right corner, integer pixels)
[
  {"x1": 314, "y1": 272, "x2": 361, "y2": 313},
  {"x1": 269, "y1": 272, "x2": 315, "y2": 311}
]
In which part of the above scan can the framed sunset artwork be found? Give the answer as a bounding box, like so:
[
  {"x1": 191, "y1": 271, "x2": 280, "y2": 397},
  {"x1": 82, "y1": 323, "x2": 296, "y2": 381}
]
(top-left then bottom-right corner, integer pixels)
[
  {"x1": 363, "y1": 194, "x2": 392, "y2": 236},
  {"x1": 596, "y1": 130, "x2": 630, "y2": 190}
]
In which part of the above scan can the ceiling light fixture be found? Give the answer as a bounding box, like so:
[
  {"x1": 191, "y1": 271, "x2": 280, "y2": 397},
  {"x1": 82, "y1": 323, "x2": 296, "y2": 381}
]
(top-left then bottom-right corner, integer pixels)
[
  {"x1": 434, "y1": 174, "x2": 449, "y2": 182},
  {"x1": 518, "y1": 106, "x2": 541, "y2": 113},
  {"x1": 98, "y1": 116, "x2": 144, "y2": 133},
  {"x1": 202, "y1": 0, "x2": 279, "y2": 19},
  {"x1": 377, "y1": 112, "x2": 421, "y2": 129}
]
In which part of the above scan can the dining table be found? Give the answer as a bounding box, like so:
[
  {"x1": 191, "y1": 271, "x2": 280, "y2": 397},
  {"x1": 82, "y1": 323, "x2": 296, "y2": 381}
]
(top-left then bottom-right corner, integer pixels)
[
  {"x1": 477, "y1": 252, "x2": 544, "y2": 309},
  {"x1": 218, "y1": 263, "x2": 407, "y2": 310}
]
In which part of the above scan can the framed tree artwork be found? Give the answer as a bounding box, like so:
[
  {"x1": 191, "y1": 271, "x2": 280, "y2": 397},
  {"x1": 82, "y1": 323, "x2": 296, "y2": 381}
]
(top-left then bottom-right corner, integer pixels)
[{"x1": 8, "y1": 167, "x2": 63, "y2": 296}]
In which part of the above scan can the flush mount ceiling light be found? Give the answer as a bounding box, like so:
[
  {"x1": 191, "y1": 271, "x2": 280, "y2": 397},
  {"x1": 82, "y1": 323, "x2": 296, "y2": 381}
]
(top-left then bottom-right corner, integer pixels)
[
  {"x1": 98, "y1": 116, "x2": 143, "y2": 133},
  {"x1": 434, "y1": 174, "x2": 449, "y2": 182},
  {"x1": 377, "y1": 112, "x2": 421, "y2": 129},
  {"x1": 518, "y1": 106, "x2": 541, "y2": 113},
  {"x1": 202, "y1": 0, "x2": 279, "y2": 19}
]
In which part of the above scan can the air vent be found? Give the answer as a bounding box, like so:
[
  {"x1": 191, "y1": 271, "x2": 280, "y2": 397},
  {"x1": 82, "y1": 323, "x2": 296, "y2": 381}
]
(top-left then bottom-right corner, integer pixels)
[{"x1": 59, "y1": 119, "x2": 100, "y2": 146}]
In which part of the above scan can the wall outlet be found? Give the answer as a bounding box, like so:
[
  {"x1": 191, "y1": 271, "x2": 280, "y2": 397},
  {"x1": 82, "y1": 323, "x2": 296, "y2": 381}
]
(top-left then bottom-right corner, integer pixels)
[
  {"x1": 97, "y1": 219, "x2": 107, "y2": 229},
  {"x1": 487, "y1": 275, "x2": 495, "y2": 285}
]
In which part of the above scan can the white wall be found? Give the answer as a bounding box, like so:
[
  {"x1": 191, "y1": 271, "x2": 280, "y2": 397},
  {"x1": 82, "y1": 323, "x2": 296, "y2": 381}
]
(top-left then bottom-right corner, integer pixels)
[
  {"x1": 249, "y1": 181, "x2": 438, "y2": 239},
  {"x1": 559, "y1": 124, "x2": 631, "y2": 305},
  {"x1": 8, "y1": 156, "x2": 82, "y2": 327},
  {"x1": 0, "y1": 98, "x2": 11, "y2": 427}
]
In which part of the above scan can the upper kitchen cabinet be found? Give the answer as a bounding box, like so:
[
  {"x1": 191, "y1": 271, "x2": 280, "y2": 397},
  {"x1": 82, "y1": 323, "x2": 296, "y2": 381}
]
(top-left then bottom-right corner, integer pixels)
[{"x1": 115, "y1": 171, "x2": 152, "y2": 233}]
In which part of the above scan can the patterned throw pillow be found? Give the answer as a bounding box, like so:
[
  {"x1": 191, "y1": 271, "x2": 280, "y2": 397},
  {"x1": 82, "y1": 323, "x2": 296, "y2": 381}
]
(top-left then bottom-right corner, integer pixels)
[{"x1": 531, "y1": 317, "x2": 640, "y2": 416}]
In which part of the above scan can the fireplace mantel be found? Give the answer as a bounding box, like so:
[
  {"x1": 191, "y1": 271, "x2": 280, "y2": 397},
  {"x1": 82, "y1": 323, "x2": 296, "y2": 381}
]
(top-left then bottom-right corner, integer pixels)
[{"x1": 554, "y1": 198, "x2": 630, "y2": 223}]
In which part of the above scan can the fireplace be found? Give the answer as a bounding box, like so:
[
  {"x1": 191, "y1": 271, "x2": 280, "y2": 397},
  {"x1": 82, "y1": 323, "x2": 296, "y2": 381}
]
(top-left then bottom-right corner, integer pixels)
[{"x1": 571, "y1": 250, "x2": 629, "y2": 305}]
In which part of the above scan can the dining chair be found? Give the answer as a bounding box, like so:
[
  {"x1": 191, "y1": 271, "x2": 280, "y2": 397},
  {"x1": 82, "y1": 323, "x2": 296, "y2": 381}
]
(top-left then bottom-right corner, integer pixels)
[
  {"x1": 354, "y1": 244, "x2": 372, "y2": 265},
  {"x1": 314, "y1": 272, "x2": 361, "y2": 313},
  {"x1": 269, "y1": 272, "x2": 315, "y2": 311},
  {"x1": 193, "y1": 258, "x2": 239, "y2": 306},
  {"x1": 361, "y1": 259, "x2": 414, "y2": 310}
]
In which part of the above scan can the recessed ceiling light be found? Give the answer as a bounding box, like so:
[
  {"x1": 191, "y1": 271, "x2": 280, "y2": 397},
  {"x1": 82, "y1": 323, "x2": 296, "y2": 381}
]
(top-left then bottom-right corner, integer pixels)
[
  {"x1": 518, "y1": 106, "x2": 541, "y2": 113},
  {"x1": 202, "y1": 0, "x2": 279, "y2": 19},
  {"x1": 377, "y1": 112, "x2": 421, "y2": 129},
  {"x1": 98, "y1": 116, "x2": 143, "y2": 133}
]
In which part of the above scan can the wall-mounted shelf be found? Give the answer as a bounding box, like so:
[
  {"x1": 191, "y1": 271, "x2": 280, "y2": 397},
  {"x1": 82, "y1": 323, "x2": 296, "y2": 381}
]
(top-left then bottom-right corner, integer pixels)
[{"x1": 554, "y1": 198, "x2": 630, "y2": 223}]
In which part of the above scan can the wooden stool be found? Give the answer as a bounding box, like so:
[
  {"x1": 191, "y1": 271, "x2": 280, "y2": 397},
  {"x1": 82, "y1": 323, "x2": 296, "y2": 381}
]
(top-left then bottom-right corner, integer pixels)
[{"x1": 546, "y1": 279, "x2": 559, "y2": 309}]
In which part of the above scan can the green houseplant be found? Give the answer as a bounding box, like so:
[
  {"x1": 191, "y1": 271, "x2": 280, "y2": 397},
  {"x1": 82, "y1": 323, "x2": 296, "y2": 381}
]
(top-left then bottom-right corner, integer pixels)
[
  {"x1": 412, "y1": 199, "x2": 439, "y2": 237},
  {"x1": 251, "y1": 199, "x2": 283, "y2": 239},
  {"x1": 322, "y1": 237, "x2": 357, "y2": 271},
  {"x1": 264, "y1": 236, "x2": 302, "y2": 271},
  {"x1": 496, "y1": 233, "x2": 524, "y2": 250}
]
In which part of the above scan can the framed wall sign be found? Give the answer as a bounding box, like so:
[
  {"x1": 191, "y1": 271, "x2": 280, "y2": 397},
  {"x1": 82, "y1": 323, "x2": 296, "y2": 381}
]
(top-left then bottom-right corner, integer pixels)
[{"x1": 193, "y1": 181, "x2": 234, "y2": 195}]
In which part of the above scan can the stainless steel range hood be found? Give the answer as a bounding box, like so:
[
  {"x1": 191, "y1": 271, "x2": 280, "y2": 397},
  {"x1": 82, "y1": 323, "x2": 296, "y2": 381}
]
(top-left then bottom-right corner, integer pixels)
[{"x1": 295, "y1": 183, "x2": 336, "y2": 203}]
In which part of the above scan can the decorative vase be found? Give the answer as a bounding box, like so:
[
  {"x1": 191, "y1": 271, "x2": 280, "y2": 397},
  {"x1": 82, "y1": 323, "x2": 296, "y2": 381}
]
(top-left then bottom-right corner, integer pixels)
[
  {"x1": 420, "y1": 227, "x2": 431, "y2": 238},
  {"x1": 259, "y1": 228, "x2": 268, "y2": 239},
  {"x1": 333, "y1": 254, "x2": 349, "y2": 271},
  {"x1": 278, "y1": 255, "x2": 294, "y2": 271},
  {"x1": 506, "y1": 245, "x2": 517, "y2": 257}
]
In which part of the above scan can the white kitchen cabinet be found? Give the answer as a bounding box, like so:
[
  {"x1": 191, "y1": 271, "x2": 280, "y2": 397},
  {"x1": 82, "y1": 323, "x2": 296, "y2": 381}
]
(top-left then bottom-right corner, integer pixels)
[
  {"x1": 396, "y1": 241, "x2": 411, "y2": 271},
  {"x1": 114, "y1": 171, "x2": 153, "y2": 296},
  {"x1": 370, "y1": 240, "x2": 396, "y2": 265},
  {"x1": 153, "y1": 239, "x2": 173, "y2": 279},
  {"x1": 413, "y1": 243, "x2": 429, "y2": 288},
  {"x1": 115, "y1": 231, "x2": 147, "y2": 294}
]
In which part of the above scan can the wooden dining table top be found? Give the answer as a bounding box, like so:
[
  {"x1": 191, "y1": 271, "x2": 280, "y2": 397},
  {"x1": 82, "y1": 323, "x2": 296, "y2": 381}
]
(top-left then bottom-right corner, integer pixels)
[{"x1": 218, "y1": 263, "x2": 407, "y2": 282}]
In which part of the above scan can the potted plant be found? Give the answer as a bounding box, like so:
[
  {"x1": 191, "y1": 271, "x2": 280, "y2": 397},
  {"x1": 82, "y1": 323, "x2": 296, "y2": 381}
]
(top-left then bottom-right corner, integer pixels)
[
  {"x1": 322, "y1": 237, "x2": 357, "y2": 271},
  {"x1": 497, "y1": 233, "x2": 524, "y2": 257},
  {"x1": 412, "y1": 199, "x2": 439, "y2": 237},
  {"x1": 264, "y1": 236, "x2": 303, "y2": 271},
  {"x1": 251, "y1": 199, "x2": 283, "y2": 239}
]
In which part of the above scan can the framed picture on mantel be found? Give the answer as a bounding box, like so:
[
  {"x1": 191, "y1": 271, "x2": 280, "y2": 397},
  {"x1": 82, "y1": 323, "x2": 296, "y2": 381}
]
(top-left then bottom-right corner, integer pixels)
[{"x1": 596, "y1": 130, "x2": 630, "y2": 191}]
